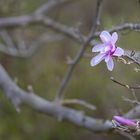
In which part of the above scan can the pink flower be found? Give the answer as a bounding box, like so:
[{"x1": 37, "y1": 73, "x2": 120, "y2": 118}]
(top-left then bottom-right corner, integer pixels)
[
  {"x1": 113, "y1": 116, "x2": 136, "y2": 126},
  {"x1": 90, "y1": 31, "x2": 124, "y2": 71}
]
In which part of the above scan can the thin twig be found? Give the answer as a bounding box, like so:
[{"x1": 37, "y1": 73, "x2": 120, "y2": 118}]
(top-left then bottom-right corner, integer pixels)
[
  {"x1": 110, "y1": 77, "x2": 140, "y2": 90},
  {"x1": 0, "y1": 29, "x2": 15, "y2": 48},
  {"x1": 95, "y1": 23, "x2": 140, "y2": 36},
  {"x1": 54, "y1": 0, "x2": 103, "y2": 101},
  {"x1": 0, "y1": 10, "x2": 140, "y2": 64},
  {"x1": 34, "y1": 0, "x2": 71, "y2": 15},
  {"x1": 61, "y1": 99, "x2": 96, "y2": 111},
  {"x1": 123, "y1": 50, "x2": 140, "y2": 66},
  {"x1": 122, "y1": 96, "x2": 140, "y2": 105},
  {"x1": 131, "y1": 89, "x2": 138, "y2": 103}
]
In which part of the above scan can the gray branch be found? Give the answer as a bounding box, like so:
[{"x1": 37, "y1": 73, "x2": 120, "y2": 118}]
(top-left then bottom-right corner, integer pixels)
[
  {"x1": 0, "y1": 15, "x2": 140, "y2": 65},
  {"x1": 124, "y1": 105, "x2": 140, "y2": 119},
  {"x1": 124, "y1": 49, "x2": 140, "y2": 66},
  {"x1": 55, "y1": 0, "x2": 103, "y2": 100},
  {"x1": 0, "y1": 64, "x2": 112, "y2": 133},
  {"x1": 95, "y1": 23, "x2": 140, "y2": 36},
  {"x1": 0, "y1": 56, "x2": 139, "y2": 134},
  {"x1": 34, "y1": 0, "x2": 72, "y2": 15}
]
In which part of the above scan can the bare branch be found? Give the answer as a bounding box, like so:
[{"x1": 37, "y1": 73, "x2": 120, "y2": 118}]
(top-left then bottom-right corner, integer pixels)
[
  {"x1": 2, "y1": 17, "x2": 140, "y2": 43},
  {"x1": 0, "y1": 33, "x2": 64, "y2": 57},
  {"x1": 0, "y1": 15, "x2": 84, "y2": 43},
  {"x1": 34, "y1": 0, "x2": 72, "y2": 15},
  {"x1": 0, "y1": 29, "x2": 15, "y2": 48},
  {"x1": 0, "y1": 15, "x2": 35, "y2": 28},
  {"x1": 0, "y1": 44, "x2": 20, "y2": 57},
  {"x1": 61, "y1": 99, "x2": 96, "y2": 111},
  {"x1": 1, "y1": 12, "x2": 140, "y2": 63},
  {"x1": 123, "y1": 49, "x2": 140, "y2": 66},
  {"x1": 1, "y1": 62, "x2": 140, "y2": 134},
  {"x1": 122, "y1": 96, "x2": 140, "y2": 105},
  {"x1": 26, "y1": 33, "x2": 64, "y2": 57},
  {"x1": 1, "y1": 15, "x2": 140, "y2": 66},
  {"x1": 55, "y1": 0, "x2": 103, "y2": 101},
  {"x1": 124, "y1": 105, "x2": 140, "y2": 119},
  {"x1": 110, "y1": 77, "x2": 140, "y2": 90},
  {"x1": 110, "y1": 78, "x2": 140, "y2": 120},
  {"x1": 95, "y1": 23, "x2": 140, "y2": 36},
  {"x1": 0, "y1": 64, "x2": 112, "y2": 133}
]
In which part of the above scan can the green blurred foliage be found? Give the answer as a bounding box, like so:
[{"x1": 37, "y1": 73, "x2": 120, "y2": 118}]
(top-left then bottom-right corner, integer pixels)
[{"x1": 0, "y1": 0, "x2": 140, "y2": 140}]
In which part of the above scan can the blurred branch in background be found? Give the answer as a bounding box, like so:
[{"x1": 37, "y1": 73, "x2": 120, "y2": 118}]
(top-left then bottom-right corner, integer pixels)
[
  {"x1": 61, "y1": 99, "x2": 96, "y2": 111},
  {"x1": 95, "y1": 23, "x2": 140, "y2": 36},
  {"x1": 0, "y1": 32, "x2": 64, "y2": 57},
  {"x1": 0, "y1": 16, "x2": 140, "y2": 65},
  {"x1": 0, "y1": 0, "x2": 115, "y2": 135},
  {"x1": 0, "y1": 64, "x2": 112, "y2": 133},
  {"x1": 54, "y1": 0, "x2": 103, "y2": 101},
  {"x1": 0, "y1": 51, "x2": 139, "y2": 135},
  {"x1": 0, "y1": 0, "x2": 80, "y2": 57},
  {"x1": 111, "y1": 77, "x2": 140, "y2": 90},
  {"x1": 34, "y1": 0, "x2": 73, "y2": 15}
]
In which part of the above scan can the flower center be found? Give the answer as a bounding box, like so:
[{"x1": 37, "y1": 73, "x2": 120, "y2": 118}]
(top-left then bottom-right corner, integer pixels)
[{"x1": 109, "y1": 44, "x2": 116, "y2": 56}]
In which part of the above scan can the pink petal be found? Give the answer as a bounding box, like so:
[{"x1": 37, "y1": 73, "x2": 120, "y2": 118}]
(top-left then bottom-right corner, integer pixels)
[
  {"x1": 92, "y1": 44, "x2": 105, "y2": 52},
  {"x1": 90, "y1": 53, "x2": 105, "y2": 67},
  {"x1": 106, "y1": 57, "x2": 114, "y2": 71},
  {"x1": 104, "y1": 45, "x2": 111, "y2": 52},
  {"x1": 113, "y1": 47, "x2": 124, "y2": 56},
  {"x1": 111, "y1": 44, "x2": 116, "y2": 52},
  {"x1": 111, "y1": 32, "x2": 118, "y2": 44},
  {"x1": 105, "y1": 55, "x2": 110, "y2": 62},
  {"x1": 100, "y1": 31, "x2": 111, "y2": 43},
  {"x1": 113, "y1": 116, "x2": 136, "y2": 126}
]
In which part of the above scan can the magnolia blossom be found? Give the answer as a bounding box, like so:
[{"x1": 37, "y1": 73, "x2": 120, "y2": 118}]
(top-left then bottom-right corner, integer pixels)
[
  {"x1": 112, "y1": 116, "x2": 140, "y2": 135},
  {"x1": 90, "y1": 31, "x2": 124, "y2": 71},
  {"x1": 113, "y1": 116, "x2": 136, "y2": 126}
]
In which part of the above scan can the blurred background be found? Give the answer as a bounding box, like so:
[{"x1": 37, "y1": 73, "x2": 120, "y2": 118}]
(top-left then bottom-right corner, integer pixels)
[{"x1": 0, "y1": 0, "x2": 140, "y2": 139}]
